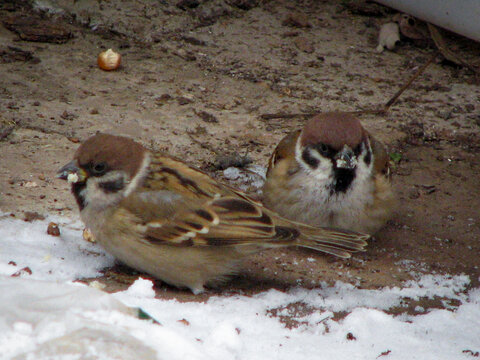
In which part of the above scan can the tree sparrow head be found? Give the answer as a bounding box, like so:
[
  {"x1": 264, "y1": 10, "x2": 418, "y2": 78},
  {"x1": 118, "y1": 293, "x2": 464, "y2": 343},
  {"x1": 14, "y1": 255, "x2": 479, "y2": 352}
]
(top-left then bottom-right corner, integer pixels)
[
  {"x1": 57, "y1": 133, "x2": 149, "y2": 210},
  {"x1": 295, "y1": 112, "x2": 373, "y2": 194}
]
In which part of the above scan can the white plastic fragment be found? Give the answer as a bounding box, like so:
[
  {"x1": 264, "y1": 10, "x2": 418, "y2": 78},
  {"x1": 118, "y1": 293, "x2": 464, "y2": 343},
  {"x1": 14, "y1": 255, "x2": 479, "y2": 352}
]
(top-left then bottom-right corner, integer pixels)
[{"x1": 376, "y1": 22, "x2": 401, "y2": 53}]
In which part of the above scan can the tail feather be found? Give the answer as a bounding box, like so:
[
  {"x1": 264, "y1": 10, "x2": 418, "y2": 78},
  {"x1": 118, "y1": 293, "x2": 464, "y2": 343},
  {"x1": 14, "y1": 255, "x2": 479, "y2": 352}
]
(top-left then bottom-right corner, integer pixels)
[
  {"x1": 298, "y1": 243, "x2": 353, "y2": 258},
  {"x1": 295, "y1": 224, "x2": 370, "y2": 257}
]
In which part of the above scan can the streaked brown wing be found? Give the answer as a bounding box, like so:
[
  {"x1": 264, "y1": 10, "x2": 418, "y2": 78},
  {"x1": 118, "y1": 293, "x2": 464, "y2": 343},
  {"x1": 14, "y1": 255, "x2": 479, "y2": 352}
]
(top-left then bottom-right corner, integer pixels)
[
  {"x1": 145, "y1": 154, "x2": 257, "y2": 200},
  {"x1": 142, "y1": 196, "x2": 299, "y2": 248},
  {"x1": 143, "y1": 153, "x2": 265, "y2": 208}
]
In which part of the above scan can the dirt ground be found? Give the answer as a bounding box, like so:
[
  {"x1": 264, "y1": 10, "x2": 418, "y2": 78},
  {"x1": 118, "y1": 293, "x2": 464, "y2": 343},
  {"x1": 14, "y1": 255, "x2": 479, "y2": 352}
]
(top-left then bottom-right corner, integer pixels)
[{"x1": 1, "y1": 0, "x2": 479, "y2": 313}]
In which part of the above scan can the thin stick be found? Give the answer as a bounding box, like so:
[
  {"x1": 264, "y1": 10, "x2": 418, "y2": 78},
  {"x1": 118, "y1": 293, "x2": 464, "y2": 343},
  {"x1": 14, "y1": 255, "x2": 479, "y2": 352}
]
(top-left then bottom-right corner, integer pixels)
[
  {"x1": 259, "y1": 51, "x2": 438, "y2": 120},
  {"x1": 384, "y1": 51, "x2": 438, "y2": 110}
]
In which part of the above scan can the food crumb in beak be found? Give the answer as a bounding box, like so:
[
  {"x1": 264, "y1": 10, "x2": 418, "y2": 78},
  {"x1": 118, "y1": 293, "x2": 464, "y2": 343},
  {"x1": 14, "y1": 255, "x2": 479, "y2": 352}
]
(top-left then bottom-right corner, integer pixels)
[
  {"x1": 67, "y1": 173, "x2": 80, "y2": 184},
  {"x1": 336, "y1": 159, "x2": 348, "y2": 168}
]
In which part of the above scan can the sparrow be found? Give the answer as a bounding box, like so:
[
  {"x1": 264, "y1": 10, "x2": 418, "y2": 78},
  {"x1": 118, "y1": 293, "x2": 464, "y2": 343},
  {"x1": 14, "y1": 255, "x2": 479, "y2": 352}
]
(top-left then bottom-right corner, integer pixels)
[
  {"x1": 263, "y1": 112, "x2": 395, "y2": 235},
  {"x1": 57, "y1": 133, "x2": 369, "y2": 294}
]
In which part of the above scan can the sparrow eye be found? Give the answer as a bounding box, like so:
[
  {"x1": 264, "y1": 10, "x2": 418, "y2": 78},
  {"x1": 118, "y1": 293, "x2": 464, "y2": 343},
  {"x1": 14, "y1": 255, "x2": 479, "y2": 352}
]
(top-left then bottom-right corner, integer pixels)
[
  {"x1": 90, "y1": 162, "x2": 107, "y2": 176},
  {"x1": 317, "y1": 143, "x2": 330, "y2": 156}
]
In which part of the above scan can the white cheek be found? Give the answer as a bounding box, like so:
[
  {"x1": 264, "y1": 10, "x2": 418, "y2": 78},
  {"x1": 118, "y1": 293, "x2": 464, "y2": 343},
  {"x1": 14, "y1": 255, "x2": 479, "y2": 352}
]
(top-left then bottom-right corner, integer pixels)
[
  {"x1": 310, "y1": 157, "x2": 333, "y2": 182},
  {"x1": 295, "y1": 139, "x2": 334, "y2": 184},
  {"x1": 82, "y1": 171, "x2": 127, "y2": 210},
  {"x1": 354, "y1": 149, "x2": 374, "y2": 185}
]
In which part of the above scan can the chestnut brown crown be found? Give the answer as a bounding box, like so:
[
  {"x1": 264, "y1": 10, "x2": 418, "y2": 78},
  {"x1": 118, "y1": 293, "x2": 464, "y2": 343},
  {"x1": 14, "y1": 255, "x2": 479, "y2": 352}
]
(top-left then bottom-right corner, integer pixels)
[
  {"x1": 74, "y1": 133, "x2": 147, "y2": 179},
  {"x1": 300, "y1": 112, "x2": 366, "y2": 151}
]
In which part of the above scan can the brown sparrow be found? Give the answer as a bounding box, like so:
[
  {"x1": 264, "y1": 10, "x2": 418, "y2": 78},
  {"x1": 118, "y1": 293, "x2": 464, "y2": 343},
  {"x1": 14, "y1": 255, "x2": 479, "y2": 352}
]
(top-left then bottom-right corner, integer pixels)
[
  {"x1": 57, "y1": 133, "x2": 369, "y2": 294},
  {"x1": 263, "y1": 112, "x2": 395, "y2": 234}
]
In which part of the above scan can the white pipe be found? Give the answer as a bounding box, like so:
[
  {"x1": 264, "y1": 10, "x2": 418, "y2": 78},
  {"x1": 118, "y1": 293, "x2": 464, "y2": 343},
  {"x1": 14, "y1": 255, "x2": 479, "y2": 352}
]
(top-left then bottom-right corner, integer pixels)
[{"x1": 375, "y1": 0, "x2": 480, "y2": 42}]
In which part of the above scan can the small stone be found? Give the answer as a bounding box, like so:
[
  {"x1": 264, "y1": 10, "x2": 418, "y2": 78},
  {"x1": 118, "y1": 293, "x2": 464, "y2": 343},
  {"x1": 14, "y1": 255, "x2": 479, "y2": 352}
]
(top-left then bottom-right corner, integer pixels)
[
  {"x1": 195, "y1": 110, "x2": 218, "y2": 123},
  {"x1": 47, "y1": 222, "x2": 60, "y2": 236},
  {"x1": 155, "y1": 94, "x2": 172, "y2": 104},
  {"x1": 177, "y1": 96, "x2": 194, "y2": 105},
  {"x1": 282, "y1": 13, "x2": 311, "y2": 28},
  {"x1": 23, "y1": 181, "x2": 38, "y2": 188},
  {"x1": 60, "y1": 110, "x2": 77, "y2": 120},
  {"x1": 215, "y1": 154, "x2": 252, "y2": 170},
  {"x1": 346, "y1": 332, "x2": 357, "y2": 341},
  {"x1": 294, "y1": 36, "x2": 315, "y2": 53}
]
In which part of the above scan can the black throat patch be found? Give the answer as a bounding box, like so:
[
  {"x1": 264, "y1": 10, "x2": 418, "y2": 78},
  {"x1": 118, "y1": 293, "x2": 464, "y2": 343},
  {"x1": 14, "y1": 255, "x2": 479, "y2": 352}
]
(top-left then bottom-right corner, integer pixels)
[
  {"x1": 72, "y1": 182, "x2": 86, "y2": 211},
  {"x1": 333, "y1": 168, "x2": 355, "y2": 193}
]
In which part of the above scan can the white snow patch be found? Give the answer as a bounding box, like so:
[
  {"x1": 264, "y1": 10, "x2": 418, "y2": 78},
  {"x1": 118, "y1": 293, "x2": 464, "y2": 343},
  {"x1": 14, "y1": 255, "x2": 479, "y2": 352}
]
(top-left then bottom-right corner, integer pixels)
[
  {"x1": 0, "y1": 215, "x2": 479, "y2": 360},
  {"x1": 0, "y1": 215, "x2": 114, "y2": 280},
  {"x1": 125, "y1": 277, "x2": 156, "y2": 298}
]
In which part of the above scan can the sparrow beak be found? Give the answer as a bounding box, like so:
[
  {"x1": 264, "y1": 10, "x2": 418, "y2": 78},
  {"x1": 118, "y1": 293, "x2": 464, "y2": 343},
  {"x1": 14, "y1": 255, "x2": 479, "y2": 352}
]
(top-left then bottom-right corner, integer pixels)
[
  {"x1": 334, "y1": 145, "x2": 357, "y2": 170},
  {"x1": 57, "y1": 160, "x2": 88, "y2": 184}
]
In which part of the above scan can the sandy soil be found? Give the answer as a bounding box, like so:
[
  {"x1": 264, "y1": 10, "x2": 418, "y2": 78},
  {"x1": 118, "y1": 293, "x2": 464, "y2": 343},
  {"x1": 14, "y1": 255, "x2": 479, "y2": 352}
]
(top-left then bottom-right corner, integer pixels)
[{"x1": 1, "y1": 0, "x2": 479, "y2": 312}]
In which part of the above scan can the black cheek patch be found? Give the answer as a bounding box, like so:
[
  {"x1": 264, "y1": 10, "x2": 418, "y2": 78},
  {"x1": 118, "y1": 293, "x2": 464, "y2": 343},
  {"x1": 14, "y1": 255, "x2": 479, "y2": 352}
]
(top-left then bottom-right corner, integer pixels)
[
  {"x1": 302, "y1": 148, "x2": 319, "y2": 168},
  {"x1": 99, "y1": 178, "x2": 125, "y2": 193}
]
